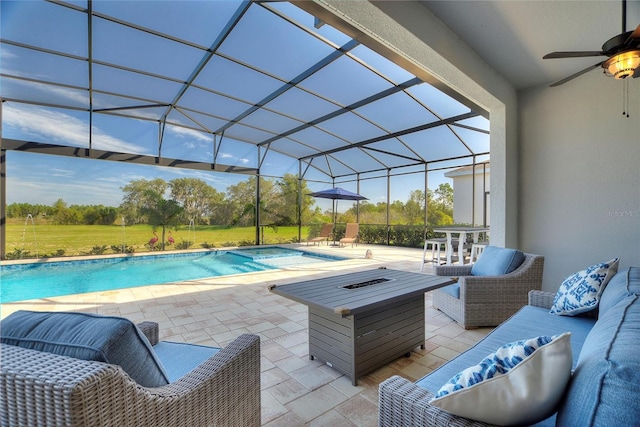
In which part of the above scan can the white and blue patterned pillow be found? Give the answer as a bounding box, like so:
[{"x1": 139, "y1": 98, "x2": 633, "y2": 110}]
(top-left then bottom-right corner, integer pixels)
[
  {"x1": 434, "y1": 335, "x2": 553, "y2": 398},
  {"x1": 550, "y1": 258, "x2": 619, "y2": 316},
  {"x1": 430, "y1": 333, "x2": 572, "y2": 425}
]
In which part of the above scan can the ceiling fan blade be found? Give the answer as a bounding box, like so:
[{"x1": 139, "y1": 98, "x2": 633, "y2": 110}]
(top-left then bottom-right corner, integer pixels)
[
  {"x1": 543, "y1": 51, "x2": 605, "y2": 59},
  {"x1": 626, "y1": 24, "x2": 640, "y2": 43},
  {"x1": 549, "y1": 62, "x2": 603, "y2": 87}
]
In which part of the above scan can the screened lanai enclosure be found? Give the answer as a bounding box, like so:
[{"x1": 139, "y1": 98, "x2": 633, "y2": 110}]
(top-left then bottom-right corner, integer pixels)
[{"x1": 0, "y1": 0, "x2": 490, "y2": 258}]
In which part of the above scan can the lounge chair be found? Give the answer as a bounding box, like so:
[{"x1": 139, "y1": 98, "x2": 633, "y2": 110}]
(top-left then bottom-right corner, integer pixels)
[
  {"x1": 0, "y1": 311, "x2": 261, "y2": 427},
  {"x1": 339, "y1": 223, "x2": 359, "y2": 247},
  {"x1": 307, "y1": 223, "x2": 333, "y2": 246}
]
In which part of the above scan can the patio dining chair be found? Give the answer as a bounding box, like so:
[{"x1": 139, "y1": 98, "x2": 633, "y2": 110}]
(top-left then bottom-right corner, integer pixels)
[
  {"x1": 307, "y1": 223, "x2": 334, "y2": 246},
  {"x1": 340, "y1": 223, "x2": 360, "y2": 247}
]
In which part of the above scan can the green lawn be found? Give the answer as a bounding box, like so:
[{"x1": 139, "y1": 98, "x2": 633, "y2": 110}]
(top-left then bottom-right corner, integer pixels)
[{"x1": 4, "y1": 220, "x2": 309, "y2": 259}]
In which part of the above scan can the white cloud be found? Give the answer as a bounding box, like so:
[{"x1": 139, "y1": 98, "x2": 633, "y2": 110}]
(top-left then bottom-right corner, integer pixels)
[
  {"x1": 44, "y1": 83, "x2": 88, "y2": 107},
  {"x1": 3, "y1": 104, "x2": 144, "y2": 153},
  {"x1": 167, "y1": 125, "x2": 213, "y2": 143},
  {"x1": 7, "y1": 78, "x2": 88, "y2": 107},
  {"x1": 49, "y1": 168, "x2": 75, "y2": 177},
  {"x1": 216, "y1": 152, "x2": 251, "y2": 165},
  {"x1": 6, "y1": 175, "x2": 123, "y2": 206},
  {"x1": 1, "y1": 48, "x2": 17, "y2": 59}
]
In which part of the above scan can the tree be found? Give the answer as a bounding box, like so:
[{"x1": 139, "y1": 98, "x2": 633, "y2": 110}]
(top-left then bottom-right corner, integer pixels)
[
  {"x1": 83, "y1": 205, "x2": 118, "y2": 225},
  {"x1": 120, "y1": 178, "x2": 168, "y2": 224},
  {"x1": 257, "y1": 177, "x2": 278, "y2": 226},
  {"x1": 140, "y1": 191, "x2": 183, "y2": 251},
  {"x1": 6, "y1": 202, "x2": 53, "y2": 219},
  {"x1": 269, "y1": 174, "x2": 314, "y2": 225},
  {"x1": 225, "y1": 177, "x2": 258, "y2": 227},
  {"x1": 169, "y1": 178, "x2": 220, "y2": 225},
  {"x1": 208, "y1": 193, "x2": 234, "y2": 226},
  {"x1": 434, "y1": 183, "x2": 454, "y2": 211},
  {"x1": 404, "y1": 190, "x2": 425, "y2": 225},
  {"x1": 351, "y1": 201, "x2": 376, "y2": 224},
  {"x1": 51, "y1": 199, "x2": 82, "y2": 225}
]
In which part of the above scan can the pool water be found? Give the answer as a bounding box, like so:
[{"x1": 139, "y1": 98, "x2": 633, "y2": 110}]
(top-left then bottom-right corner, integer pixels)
[
  {"x1": 0, "y1": 247, "x2": 344, "y2": 303},
  {"x1": 228, "y1": 247, "x2": 306, "y2": 259}
]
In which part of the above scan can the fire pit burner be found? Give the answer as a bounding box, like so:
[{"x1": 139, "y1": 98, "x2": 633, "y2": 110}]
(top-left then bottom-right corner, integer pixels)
[{"x1": 342, "y1": 278, "x2": 393, "y2": 289}]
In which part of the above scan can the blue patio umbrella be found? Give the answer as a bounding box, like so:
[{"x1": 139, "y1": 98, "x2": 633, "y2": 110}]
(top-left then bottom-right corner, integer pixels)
[{"x1": 308, "y1": 187, "x2": 368, "y2": 230}]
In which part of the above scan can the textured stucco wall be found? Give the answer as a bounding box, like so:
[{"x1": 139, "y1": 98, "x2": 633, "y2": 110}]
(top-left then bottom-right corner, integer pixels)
[{"x1": 519, "y1": 72, "x2": 640, "y2": 290}]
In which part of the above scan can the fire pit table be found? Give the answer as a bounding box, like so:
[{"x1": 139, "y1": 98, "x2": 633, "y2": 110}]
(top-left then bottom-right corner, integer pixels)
[{"x1": 268, "y1": 268, "x2": 455, "y2": 385}]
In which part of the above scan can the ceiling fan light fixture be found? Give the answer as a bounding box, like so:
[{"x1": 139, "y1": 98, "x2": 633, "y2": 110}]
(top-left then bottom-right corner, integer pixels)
[{"x1": 602, "y1": 50, "x2": 640, "y2": 79}]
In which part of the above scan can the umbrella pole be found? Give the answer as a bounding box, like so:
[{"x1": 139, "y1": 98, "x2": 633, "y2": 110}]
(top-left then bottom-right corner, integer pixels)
[{"x1": 331, "y1": 199, "x2": 338, "y2": 246}]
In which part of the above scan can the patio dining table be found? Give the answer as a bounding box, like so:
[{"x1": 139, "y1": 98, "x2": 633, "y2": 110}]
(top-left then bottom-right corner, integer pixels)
[{"x1": 433, "y1": 226, "x2": 489, "y2": 265}]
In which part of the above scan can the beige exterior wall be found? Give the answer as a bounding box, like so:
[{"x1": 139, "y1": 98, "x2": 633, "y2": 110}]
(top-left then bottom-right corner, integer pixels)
[{"x1": 446, "y1": 165, "x2": 490, "y2": 226}]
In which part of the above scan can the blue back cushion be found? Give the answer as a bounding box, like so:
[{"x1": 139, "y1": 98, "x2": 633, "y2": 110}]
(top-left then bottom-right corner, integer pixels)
[
  {"x1": 471, "y1": 246, "x2": 525, "y2": 276},
  {"x1": 556, "y1": 294, "x2": 640, "y2": 426},
  {"x1": 0, "y1": 310, "x2": 169, "y2": 387},
  {"x1": 599, "y1": 267, "x2": 640, "y2": 314}
]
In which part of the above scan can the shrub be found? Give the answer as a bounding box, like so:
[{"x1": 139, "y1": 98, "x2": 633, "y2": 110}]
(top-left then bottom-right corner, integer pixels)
[
  {"x1": 84, "y1": 245, "x2": 108, "y2": 255},
  {"x1": 176, "y1": 240, "x2": 192, "y2": 250},
  {"x1": 5, "y1": 248, "x2": 31, "y2": 260},
  {"x1": 359, "y1": 224, "x2": 388, "y2": 244},
  {"x1": 389, "y1": 225, "x2": 424, "y2": 248},
  {"x1": 146, "y1": 242, "x2": 160, "y2": 251},
  {"x1": 111, "y1": 245, "x2": 135, "y2": 254}
]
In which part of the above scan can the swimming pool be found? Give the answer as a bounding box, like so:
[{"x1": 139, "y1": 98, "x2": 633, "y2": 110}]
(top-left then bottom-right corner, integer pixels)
[{"x1": 0, "y1": 247, "x2": 345, "y2": 303}]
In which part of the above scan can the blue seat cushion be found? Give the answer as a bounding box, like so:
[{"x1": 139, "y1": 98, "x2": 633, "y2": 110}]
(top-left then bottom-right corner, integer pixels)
[
  {"x1": 438, "y1": 283, "x2": 460, "y2": 299},
  {"x1": 0, "y1": 310, "x2": 169, "y2": 387},
  {"x1": 471, "y1": 246, "x2": 525, "y2": 276},
  {"x1": 416, "y1": 305, "x2": 595, "y2": 427},
  {"x1": 153, "y1": 341, "x2": 220, "y2": 382},
  {"x1": 556, "y1": 294, "x2": 640, "y2": 426},
  {"x1": 416, "y1": 305, "x2": 595, "y2": 394}
]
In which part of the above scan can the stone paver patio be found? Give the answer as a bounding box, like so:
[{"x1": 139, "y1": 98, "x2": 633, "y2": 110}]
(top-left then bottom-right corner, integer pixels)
[{"x1": 0, "y1": 243, "x2": 492, "y2": 426}]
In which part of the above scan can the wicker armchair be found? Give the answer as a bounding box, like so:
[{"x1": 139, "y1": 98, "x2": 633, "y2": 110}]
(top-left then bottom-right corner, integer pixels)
[
  {"x1": 0, "y1": 321, "x2": 261, "y2": 427},
  {"x1": 432, "y1": 253, "x2": 544, "y2": 328}
]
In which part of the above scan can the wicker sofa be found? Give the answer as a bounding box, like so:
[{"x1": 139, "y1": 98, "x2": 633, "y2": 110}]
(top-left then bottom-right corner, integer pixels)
[
  {"x1": 379, "y1": 266, "x2": 640, "y2": 426},
  {"x1": 0, "y1": 314, "x2": 261, "y2": 427},
  {"x1": 432, "y1": 251, "x2": 545, "y2": 328}
]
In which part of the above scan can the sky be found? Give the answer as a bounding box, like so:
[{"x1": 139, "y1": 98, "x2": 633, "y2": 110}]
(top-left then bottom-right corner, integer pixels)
[
  {"x1": 5, "y1": 150, "x2": 244, "y2": 207},
  {"x1": 4, "y1": 148, "x2": 452, "y2": 211},
  {"x1": 2, "y1": 98, "x2": 454, "y2": 210},
  {"x1": 1, "y1": 0, "x2": 481, "y2": 211},
  {"x1": 1, "y1": 100, "x2": 452, "y2": 209}
]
